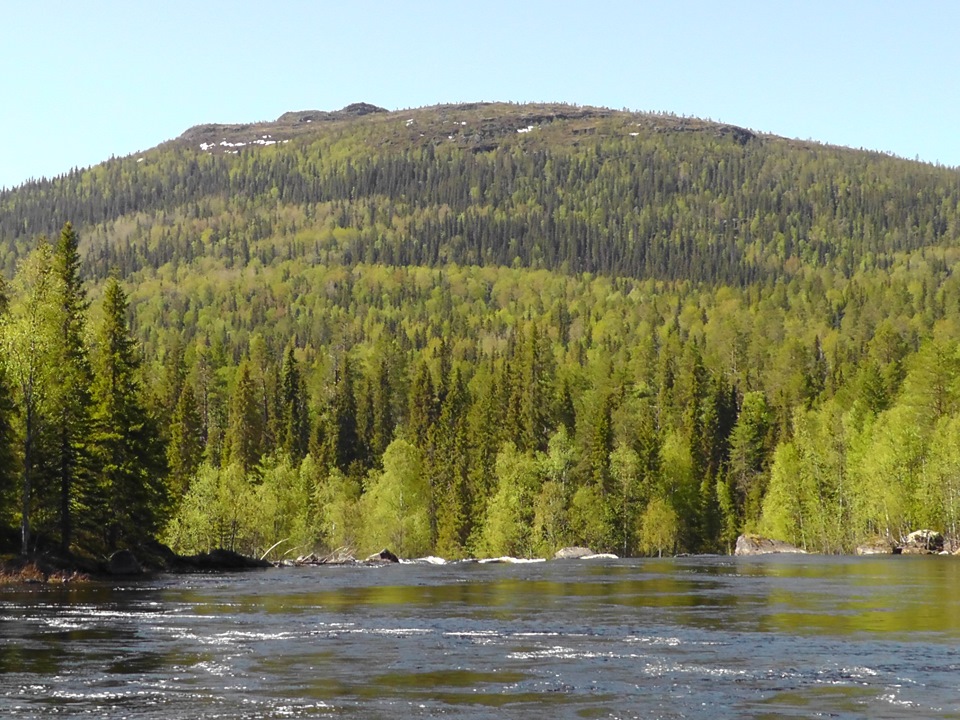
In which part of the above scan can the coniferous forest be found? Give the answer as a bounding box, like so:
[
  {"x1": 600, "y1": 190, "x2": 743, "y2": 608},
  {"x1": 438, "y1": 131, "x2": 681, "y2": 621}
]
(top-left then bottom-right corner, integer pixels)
[{"x1": 2, "y1": 102, "x2": 960, "y2": 560}]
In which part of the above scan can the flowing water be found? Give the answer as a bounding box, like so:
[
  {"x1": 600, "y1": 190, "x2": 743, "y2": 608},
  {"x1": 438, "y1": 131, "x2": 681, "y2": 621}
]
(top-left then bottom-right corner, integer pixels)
[{"x1": 2, "y1": 555, "x2": 960, "y2": 719}]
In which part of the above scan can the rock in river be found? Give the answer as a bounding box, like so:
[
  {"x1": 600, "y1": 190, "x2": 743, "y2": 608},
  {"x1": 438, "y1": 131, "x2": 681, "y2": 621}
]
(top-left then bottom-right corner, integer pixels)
[
  {"x1": 734, "y1": 534, "x2": 807, "y2": 556},
  {"x1": 554, "y1": 546, "x2": 595, "y2": 560},
  {"x1": 364, "y1": 548, "x2": 400, "y2": 563},
  {"x1": 855, "y1": 537, "x2": 897, "y2": 555}
]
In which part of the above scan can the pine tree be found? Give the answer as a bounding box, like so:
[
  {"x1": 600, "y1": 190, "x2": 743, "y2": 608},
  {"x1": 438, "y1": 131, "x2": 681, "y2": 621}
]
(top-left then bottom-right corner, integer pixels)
[
  {"x1": 331, "y1": 356, "x2": 361, "y2": 474},
  {"x1": 167, "y1": 383, "x2": 204, "y2": 496},
  {"x1": 369, "y1": 354, "x2": 394, "y2": 460},
  {"x1": 510, "y1": 321, "x2": 556, "y2": 453},
  {"x1": 279, "y1": 346, "x2": 310, "y2": 461},
  {"x1": 407, "y1": 360, "x2": 437, "y2": 449},
  {"x1": 51, "y1": 222, "x2": 94, "y2": 553},
  {"x1": 90, "y1": 278, "x2": 169, "y2": 550},
  {"x1": 225, "y1": 361, "x2": 263, "y2": 474},
  {"x1": 431, "y1": 368, "x2": 471, "y2": 557}
]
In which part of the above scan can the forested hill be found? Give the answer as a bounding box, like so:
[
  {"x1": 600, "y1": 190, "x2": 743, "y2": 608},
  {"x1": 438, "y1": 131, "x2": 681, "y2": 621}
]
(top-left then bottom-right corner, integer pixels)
[
  {"x1": 2, "y1": 102, "x2": 959, "y2": 285},
  {"x1": 4, "y1": 102, "x2": 960, "y2": 563}
]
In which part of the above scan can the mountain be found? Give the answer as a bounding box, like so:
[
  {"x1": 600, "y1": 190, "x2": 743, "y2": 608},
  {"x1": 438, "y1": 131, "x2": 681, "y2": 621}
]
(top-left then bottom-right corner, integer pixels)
[
  {"x1": 2, "y1": 102, "x2": 958, "y2": 285},
  {"x1": 2, "y1": 102, "x2": 960, "y2": 561}
]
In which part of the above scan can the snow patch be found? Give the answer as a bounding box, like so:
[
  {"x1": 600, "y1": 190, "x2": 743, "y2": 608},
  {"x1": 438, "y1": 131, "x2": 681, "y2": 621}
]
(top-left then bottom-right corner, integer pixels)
[{"x1": 517, "y1": 125, "x2": 536, "y2": 134}]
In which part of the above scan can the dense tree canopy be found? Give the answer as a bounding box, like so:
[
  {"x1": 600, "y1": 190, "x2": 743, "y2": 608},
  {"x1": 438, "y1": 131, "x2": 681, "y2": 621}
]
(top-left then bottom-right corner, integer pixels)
[{"x1": 2, "y1": 104, "x2": 960, "y2": 559}]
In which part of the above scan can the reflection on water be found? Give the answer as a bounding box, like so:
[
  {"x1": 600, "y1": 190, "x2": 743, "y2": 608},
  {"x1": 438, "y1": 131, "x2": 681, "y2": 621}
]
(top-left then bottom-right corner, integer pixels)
[{"x1": 3, "y1": 556, "x2": 960, "y2": 718}]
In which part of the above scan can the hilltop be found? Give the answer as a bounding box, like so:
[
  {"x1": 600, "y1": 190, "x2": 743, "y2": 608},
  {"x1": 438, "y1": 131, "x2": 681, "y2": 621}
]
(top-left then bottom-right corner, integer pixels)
[
  {"x1": 174, "y1": 101, "x2": 757, "y2": 158},
  {"x1": 1, "y1": 101, "x2": 957, "y2": 287}
]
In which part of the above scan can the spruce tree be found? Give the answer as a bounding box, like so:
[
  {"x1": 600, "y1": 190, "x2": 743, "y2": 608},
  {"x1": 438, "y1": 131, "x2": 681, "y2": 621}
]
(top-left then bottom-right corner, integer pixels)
[
  {"x1": 167, "y1": 383, "x2": 204, "y2": 496},
  {"x1": 90, "y1": 277, "x2": 168, "y2": 550},
  {"x1": 51, "y1": 222, "x2": 94, "y2": 553},
  {"x1": 279, "y1": 346, "x2": 310, "y2": 462},
  {"x1": 225, "y1": 361, "x2": 263, "y2": 474},
  {"x1": 431, "y1": 368, "x2": 471, "y2": 557},
  {"x1": 407, "y1": 360, "x2": 437, "y2": 449},
  {"x1": 330, "y1": 356, "x2": 361, "y2": 474}
]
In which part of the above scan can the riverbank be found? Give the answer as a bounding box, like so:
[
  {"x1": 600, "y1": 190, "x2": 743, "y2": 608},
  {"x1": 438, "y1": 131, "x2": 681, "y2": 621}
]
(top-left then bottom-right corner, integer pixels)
[{"x1": 0, "y1": 542, "x2": 271, "y2": 585}]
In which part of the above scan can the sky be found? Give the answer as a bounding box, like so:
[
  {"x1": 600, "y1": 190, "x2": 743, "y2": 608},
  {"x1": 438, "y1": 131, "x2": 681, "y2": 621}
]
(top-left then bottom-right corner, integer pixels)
[{"x1": 1, "y1": 0, "x2": 959, "y2": 190}]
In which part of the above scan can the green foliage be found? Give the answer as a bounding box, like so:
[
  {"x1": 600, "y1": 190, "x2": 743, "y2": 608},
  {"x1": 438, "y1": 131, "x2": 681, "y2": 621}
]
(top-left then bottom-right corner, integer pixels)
[
  {"x1": 164, "y1": 462, "x2": 254, "y2": 554},
  {"x1": 313, "y1": 464, "x2": 362, "y2": 552},
  {"x1": 477, "y1": 442, "x2": 540, "y2": 557},
  {"x1": 51, "y1": 221, "x2": 94, "y2": 552},
  {"x1": 168, "y1": 383, "x2": 204, "y2": 496},
  {"x1": 0, "y1": 243, "x2": 65, "y2": 552},
  {"x1": 361, "y1": 438, "x2": 432, "y2": 557},
  {"x1": 89, "y1": 277, "x2": 168, "y2": 550},
  {"x1": 6, "y1": 103, "x2": 960, "y2": 557},
  {"x1": 225, "y1": 361, "x2": 263, "y2": 474},
  {"x1": 279, "y1": 346, "x2": 310, "y2": 462},
  {"x1": 639, "y1": 496, "x2": 679, "y2": 557}
]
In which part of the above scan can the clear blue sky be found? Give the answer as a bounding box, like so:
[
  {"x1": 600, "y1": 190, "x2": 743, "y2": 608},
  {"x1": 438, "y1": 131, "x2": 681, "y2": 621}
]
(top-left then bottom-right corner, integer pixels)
[{"x1": 2, "y1": 0, "x2": 958, "y2": 190}]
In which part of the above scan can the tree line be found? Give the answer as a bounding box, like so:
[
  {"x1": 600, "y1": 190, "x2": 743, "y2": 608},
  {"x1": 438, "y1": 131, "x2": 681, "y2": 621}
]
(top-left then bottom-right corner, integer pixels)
[
  {"x1": 0, "y1": 223, "x2": 165, "y2": 556},
  {"x1": 5, "y1": 220, "x2": 960, "y2": 558}
]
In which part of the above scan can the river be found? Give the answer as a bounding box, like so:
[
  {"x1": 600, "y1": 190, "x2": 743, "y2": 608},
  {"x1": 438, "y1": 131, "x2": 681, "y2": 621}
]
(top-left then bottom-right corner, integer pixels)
[{"x1": 2, "y1": 555, "x2": 959, "y2": 718}]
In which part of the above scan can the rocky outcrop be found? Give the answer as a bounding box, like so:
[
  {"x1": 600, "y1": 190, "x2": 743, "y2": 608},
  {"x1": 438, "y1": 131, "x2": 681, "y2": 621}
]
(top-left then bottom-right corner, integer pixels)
[
  {"x1": 856, "y1": 537, "x2": 898, "y2": 555},
  {"x1": 187, "y1": 549, "x2": 272, "y2": 570},
  {"x1": 901, "y1": 529, "x2": 944, "y2": 555},
  {"x1": 364, "y1": 548, "x2": 400, "y2": 564},
  {"x1": 734, "y1": 534, "x2": 807, "y2": 556},
  {"x1": 554, "y1": 546, "x2": 595, "y2": 560},
  {"x1": 553, "y1": 547, "x2": 618, "y2": 560}
]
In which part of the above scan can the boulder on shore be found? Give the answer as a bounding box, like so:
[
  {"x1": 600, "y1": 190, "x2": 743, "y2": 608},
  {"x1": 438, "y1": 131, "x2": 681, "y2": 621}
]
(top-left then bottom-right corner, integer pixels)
[
  {"x1": 901, "y1": 529, "x2": 944, "y2": 555},
  {"x1": 364, "y1": 548, "x2": 400, "y2": 564},
  {"x1": 554, "y1": 546, "x2": 595, "y2": 560},
  {"x1": 734, "y1": 534, "x2": 806, "y2": 556},
  {"x1": 188, "y1": 548, "x2": 273, "y2": 570},
  {"x1": 856, "y1": 537, "x2": 897, "y2": 555}
]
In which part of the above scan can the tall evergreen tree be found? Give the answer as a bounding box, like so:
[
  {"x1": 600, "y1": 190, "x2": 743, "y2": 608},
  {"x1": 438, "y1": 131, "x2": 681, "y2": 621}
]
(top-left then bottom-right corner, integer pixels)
[
  {"x1": 407, "y1": 360, "x2": 437, "y2": 448},
  {"x1": 279, "y1": 346, "x2": 310, "y2": 461},
  {"x1": 225, "y1": 361, "x2": 263, "y2": 474},
  {"x1": 431, "y1": 368, "x2": 471, "y2": 557},
  {"x1": 51, "y1": 222, "x2": 94, "y2": 553},
  {"x1": 167, "y1": 383, "x2": 204, "y2": 496},
  {"x1": 90, "y1": 277, "x2": 168, "y2": 550}
]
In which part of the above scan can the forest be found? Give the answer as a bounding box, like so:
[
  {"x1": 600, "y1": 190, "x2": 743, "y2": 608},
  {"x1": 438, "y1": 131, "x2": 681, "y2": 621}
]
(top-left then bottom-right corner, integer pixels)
[{"x1": 1, "y1": 103, "x2": 960, "y2": 560}]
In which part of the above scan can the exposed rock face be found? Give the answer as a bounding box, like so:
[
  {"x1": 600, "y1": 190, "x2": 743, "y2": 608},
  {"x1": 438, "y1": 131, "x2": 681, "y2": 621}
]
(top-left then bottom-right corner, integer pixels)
[
  {"x1": 107, "y1": 549, "x2": 143, "y2": 575},
  {"x1": 734, "y1": 534, "x2": 807, "y2": 556},
  {"x1": 364, "y1": 549, "x2": 400, "y2": 563},
  {"x1": 554, "y1": 546, "x2": 595, "y2": 560},
  {"x1": 901, "y1": 529, "x2": 944, "y2": 554},
  {"x1": 856, "y1": 538, "x2": 897, "y2": 555}
]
